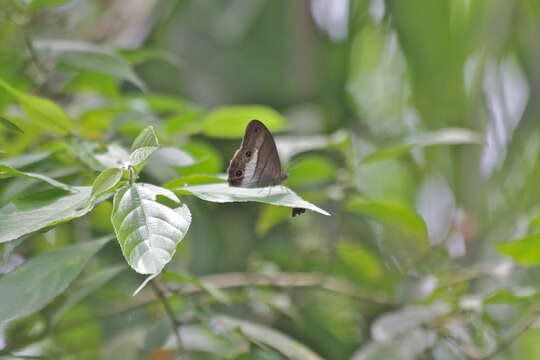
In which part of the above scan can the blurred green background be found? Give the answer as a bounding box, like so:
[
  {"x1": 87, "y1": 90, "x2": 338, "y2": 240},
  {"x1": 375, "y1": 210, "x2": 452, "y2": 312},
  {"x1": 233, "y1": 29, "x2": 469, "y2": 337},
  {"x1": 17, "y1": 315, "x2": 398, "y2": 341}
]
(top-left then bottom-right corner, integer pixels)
[{"x1": 2, "y1": 0, "x2": 540, "y2": 359}]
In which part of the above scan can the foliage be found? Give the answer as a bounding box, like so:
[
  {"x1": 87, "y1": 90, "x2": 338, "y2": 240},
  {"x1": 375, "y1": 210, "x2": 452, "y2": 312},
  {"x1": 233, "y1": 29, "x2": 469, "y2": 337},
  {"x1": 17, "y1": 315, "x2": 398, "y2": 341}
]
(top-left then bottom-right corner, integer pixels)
[{"x1": 1, "y1": 0, "x2": 540, "y2": 359}]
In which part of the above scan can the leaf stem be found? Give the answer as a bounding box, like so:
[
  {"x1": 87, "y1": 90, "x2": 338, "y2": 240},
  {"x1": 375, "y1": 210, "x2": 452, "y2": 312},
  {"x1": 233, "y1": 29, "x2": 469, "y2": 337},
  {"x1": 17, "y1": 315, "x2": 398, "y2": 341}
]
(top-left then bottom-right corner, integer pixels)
[{"x1": 150, "y1": 278, "x2": 190, "y2": 359}]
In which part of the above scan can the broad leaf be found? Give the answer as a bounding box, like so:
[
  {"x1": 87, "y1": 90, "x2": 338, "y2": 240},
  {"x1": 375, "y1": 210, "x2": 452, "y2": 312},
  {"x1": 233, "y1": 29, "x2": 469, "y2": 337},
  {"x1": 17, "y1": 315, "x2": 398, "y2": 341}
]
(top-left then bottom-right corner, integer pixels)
[
  {"x1": 51, "y1": 264, "x2": 126, "y2": 324},
  {"x1": 0, "y1": 187, "x2": 94, "y2": 243},
  {"x1": 175, "y1": 183, "x2": 330, "y2": 216},
  {"x1": 201, "y1": 106, "x2": 287, "y2": 138},
  {"x1": 34, "y1": 40, "x2": 146, "y2": 90},
  {"x1": 0, "y1": 164, "x2": 73, "y2": 191},
  {"x1": 287, "y1": 155, "x2": 337, "y2": 187},
  {"x1": 498, "y1": 233, "x2": 540, "y2": 266},
  {"x1": 0, "y1": 236, "x2": 112, "y2": 322},
  {"x1": 361, "y1": 128, "x2": 483, "y2": 164},
  {"x1": 0, "y1": 78, "x2": 72, "y2": 134},
  {"x1": 213, "y1": 316, "x2": 324, "y2": 360},
  {"x1": 91, "y1": 167, "x2": 123, "y2": 197},
  {"x1": 112, "y1": 183, "x2": 191, "y2": 274}
]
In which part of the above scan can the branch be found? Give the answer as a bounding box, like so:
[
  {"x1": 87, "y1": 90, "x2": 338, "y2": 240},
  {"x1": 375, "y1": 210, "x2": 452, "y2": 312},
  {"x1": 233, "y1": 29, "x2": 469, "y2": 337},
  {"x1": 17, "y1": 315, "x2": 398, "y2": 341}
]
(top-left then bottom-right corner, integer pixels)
[
  {"x1": 150, "y1": 278, "x2": 190, "y2": 359},
  {"x1": 170, "y1": 272, "x2": 395, "y2": 305}
]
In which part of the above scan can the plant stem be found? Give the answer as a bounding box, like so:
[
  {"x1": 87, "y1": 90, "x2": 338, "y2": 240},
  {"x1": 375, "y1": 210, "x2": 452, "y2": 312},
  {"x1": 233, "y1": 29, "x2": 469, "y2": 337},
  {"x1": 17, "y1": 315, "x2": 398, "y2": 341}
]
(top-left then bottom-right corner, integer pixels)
[{"x1": 150, "y1": 278, "x2": 189, "y2": 359}]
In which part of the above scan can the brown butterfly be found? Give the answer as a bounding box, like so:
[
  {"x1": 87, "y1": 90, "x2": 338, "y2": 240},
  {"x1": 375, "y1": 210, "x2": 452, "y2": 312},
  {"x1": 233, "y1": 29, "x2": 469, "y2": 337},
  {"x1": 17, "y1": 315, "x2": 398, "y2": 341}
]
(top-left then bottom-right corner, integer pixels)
[{"x1": 227, "y1": 119, "x2": 305, "y2": 217}]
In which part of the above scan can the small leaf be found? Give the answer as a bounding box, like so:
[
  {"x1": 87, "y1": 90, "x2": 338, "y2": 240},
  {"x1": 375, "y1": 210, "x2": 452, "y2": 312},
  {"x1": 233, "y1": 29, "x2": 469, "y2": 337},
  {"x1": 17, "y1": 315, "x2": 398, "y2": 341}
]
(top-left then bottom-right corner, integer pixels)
[
  {"x1": 0, "y1": 236, "x2": 112, "y2": 322},
  {"x1": 347, "y1": 197, "x2": 428, "y2": 242},
  {"x1": 201, "y1": 106, "x2": 287, "y2": 138},
  {"x1": 0, "y1": 78, "x2": 72, "y2": 134},
  {"x1": 213, "y1": 316, "x2": 323, "y2": 360},
  {"x1": 0, "y1": 116, "x2": 24, "y2": 133},
  {"x1": 498, "y1": 233, "x2": 540, "y2": 266},
  {"x1": 91, "y1": 167, "x2": 123, "y2": 197},
  {"x1": 112, "y1": 183, "x2": 192, "y2": 274},
  {"x1": 0, "y1": 164, "x2": 73, "y2": 191},
  {"x1": 128, "y1": 146, "x2": 159, "y2": 166},
  {"x1": 95, "y1": 143, "x2": 130, "y2": 168},
  {"x1": 131, "y1": 126, "x2": 159, "y2": 151},
  {"x1": 0, "y1": 187, "x2": 94, "y2": 243},
  {"x1": 175, "y1": 183, "x2": 330, "y2": 216}
]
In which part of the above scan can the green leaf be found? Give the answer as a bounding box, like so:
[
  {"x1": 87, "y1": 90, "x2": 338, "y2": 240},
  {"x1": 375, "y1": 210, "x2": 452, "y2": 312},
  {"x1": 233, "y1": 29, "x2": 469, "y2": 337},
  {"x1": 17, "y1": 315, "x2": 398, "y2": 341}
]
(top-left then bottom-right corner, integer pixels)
[
  {"x1": 111, "y1": 183, "x2": 192, "y2": 274},
  {"x1": 131, "y1": 126, "x2": 159, "y2": 151},
  {"x1": 0, "y1": 236, "x2": 112, "y2": 322},
  {"x1": 174, "y1": 183, "x2": 330, "y2": 216},
  {"x1": 498, "y1": 233, "x2": 540, "y2": 266},
  {"x1": 95, "y1": 143, "x2": 130, "y2": 168},
  {"x1": 0, "y1": 238, "x2": 24, "y2": 268},
  {"x1": 0, "y1": 187, "x2": 94, "y2": 243},
  {"x1": 51, "y1": 264, "x2": 126, "y2": 324},
  {"x1": 27, "y1": 0, "x2": 71, "y2": 11},
  {"x1": 201, "y1": 106, "x2": 287, "y2": 138},
  {"x1": 338, "y1": 242, "x2": 382, "y2": 281},
  {"x1": 0, "y1": 78, "x2": 72, "y2": 134},
  {"x1": 0, "y1": 164, "x2": 73, "y2": 191},
  {"x1": 214, "y1": 316, "x2": 324, "y2": 360},
  {"x1": 287, "y1": 155, "x2": 337, "y2": 187},
  {"x1": 0, "y1": 116, "x2": 23, "y2": 133},
  {"x1": 128, "y1": 147, "x2": 159, "y2": 167},
  {"x1": 361, "y1": 128, "x2": 483, "y2": 164},
  {"x1": 34, "y1": 40, "x2": 146, "y2": 91},
  {"x1": 91, "y1": 167, "x2": 123, "y2": 197},
  {"x1": 347, "y1": 197, "x2": 427, "y2": 242}
]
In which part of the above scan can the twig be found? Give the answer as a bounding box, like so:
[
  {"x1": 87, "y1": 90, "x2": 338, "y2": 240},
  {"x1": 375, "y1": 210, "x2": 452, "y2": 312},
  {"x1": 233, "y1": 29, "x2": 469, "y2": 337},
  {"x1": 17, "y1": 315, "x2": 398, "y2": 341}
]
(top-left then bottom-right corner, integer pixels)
[{"x1": 150, "y1": 278, "x2": 190, "y2": 359}]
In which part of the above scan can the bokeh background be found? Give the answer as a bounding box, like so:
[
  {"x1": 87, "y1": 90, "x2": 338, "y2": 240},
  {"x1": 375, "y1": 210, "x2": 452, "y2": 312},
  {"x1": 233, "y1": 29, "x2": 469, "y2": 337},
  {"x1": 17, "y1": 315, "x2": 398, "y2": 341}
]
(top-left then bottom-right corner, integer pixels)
[{"x1": 2, "y1": 0, "x2": 540, "y2": 359}]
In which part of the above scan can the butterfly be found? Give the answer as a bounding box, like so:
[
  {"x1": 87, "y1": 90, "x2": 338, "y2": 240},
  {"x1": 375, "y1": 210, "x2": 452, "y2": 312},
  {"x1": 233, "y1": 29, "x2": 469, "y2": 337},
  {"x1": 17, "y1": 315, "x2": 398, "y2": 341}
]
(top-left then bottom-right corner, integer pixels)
[{"x1": 227, "y1": 119, "x2": 306, "y2": 217}]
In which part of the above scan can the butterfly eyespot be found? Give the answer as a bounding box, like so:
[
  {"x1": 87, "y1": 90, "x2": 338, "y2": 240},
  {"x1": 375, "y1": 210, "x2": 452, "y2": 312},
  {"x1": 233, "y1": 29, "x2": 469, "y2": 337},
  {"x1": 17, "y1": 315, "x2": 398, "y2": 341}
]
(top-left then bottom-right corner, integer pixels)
[
  {"x1": 235, "y1": 170, "x2": 243, "y2": 177},
  {"x1": 245, "y1": 151, "x2": 252, "y2": 157}
]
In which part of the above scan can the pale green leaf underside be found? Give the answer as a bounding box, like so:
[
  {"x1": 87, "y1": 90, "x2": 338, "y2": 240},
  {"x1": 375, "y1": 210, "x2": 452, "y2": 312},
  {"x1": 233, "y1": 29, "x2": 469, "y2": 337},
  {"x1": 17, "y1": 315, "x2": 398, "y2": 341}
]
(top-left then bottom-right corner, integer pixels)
[
  {"x1": 131, "y1": 125, "x2": 159, "y2": 151},
  {"x1": 175, "y1": 183, "x2": 330, "y2": 216},
  {"x1": 0, "y1": 186, "x2": 94, "y2": 243},
  {"x1": 91, "y1": 167, "x2": 122, "y2": 197},
  {"x1": 0, "y1": 236, "x2": 112, "y2": 322},
  {"x1": 112, "y1": 183, "x2": 191, "y2": 275},
  {"x1": 0, "y1": 164, "x2": 73, "y2": 191}
]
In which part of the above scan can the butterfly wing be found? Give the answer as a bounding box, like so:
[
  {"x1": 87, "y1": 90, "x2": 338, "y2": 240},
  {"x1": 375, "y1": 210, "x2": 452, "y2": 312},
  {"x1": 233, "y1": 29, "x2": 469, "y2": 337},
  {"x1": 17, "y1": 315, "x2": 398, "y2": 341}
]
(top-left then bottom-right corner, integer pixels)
[{"x1": 228, "y1": 120, "x2": 287, "y2": 187}]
